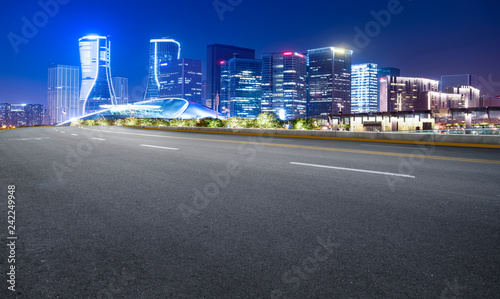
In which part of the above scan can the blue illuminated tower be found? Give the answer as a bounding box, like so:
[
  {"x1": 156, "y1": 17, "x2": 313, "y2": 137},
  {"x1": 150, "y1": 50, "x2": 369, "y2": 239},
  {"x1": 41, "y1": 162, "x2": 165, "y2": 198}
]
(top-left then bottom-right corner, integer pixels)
[
  {"x1": 351, "y1": 63, "x2": 378, "y2": 113},
  {"x1": 78, "y1": 35, "x2": 115, "y2": 115},
  {"x1": 144, "y1": 38, "x2": 181, "y2": 100}
]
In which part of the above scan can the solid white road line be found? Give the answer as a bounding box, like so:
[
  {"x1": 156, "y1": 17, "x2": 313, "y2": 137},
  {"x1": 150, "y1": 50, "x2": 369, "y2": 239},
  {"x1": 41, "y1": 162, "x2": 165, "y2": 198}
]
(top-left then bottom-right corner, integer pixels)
[
  {"x1": 290, "y1": 162, "x2": 416, "y2": 178},
  {"x1": 92, "y1": 137, "x2": 106, "y2": 141},
  {"x1": 71, "y1": 134, "x2": 78, "y2": 136},
  {"x1": 140, "y1": 144, "x2": 179, "y2": 151}
]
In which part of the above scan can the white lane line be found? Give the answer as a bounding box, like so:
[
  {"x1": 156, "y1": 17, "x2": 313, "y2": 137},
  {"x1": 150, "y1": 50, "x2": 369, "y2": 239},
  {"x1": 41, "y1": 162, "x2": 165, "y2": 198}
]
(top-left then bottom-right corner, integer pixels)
[
  {"x1": 361, "y1": 144, "x2": 428, "y2": 150},
  {"x1": 290, "y1": 162, "x2": 416, "y2": 178},
  {"x1": 8, "y1": 137, "x2": 50, "y2": 141},
  {"x1": 140, "y1": 144, "x2": 179, "y2": 151},
  {"x1": 60, "y1": 131, "x2": 65, "y2": 133},
  {"x1": 71, "y1": 134, "x2": 78, "y2": 136},
  {"x1": 92, "y1": 137, "x2": 106, "y2": 141}
]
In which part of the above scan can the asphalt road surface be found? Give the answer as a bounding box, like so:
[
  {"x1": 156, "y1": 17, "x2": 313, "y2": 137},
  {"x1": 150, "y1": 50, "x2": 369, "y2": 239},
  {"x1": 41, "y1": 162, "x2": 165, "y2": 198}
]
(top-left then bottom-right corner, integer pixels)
[{"x1": 1, "y1": 126, "x2": 499, "y2": 298}]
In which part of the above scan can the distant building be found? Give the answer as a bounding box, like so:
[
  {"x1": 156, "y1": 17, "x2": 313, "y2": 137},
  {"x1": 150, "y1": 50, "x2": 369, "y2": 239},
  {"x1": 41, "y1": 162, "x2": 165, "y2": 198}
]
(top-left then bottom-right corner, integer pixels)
[
  {"x1": 307, "y1": 47, "x2": 352, "y2": 118},
  {"x1": 145, "y1": 38, "x2": 181, "y2": 101},
  {"x1": 380, "y1": 76, "x2": 439, "y2": 112},
  {"x1": 441, "y1": 74, "x2": 477, "y2": 92},
  {"x1": 0, "y1": 103, "x2": 9, "y2": 126},
  {"x1": 0, "y1": 104, "x2": 45, "y2": 127},
  {"x1": 159, "y1": 59, "x2": 203, "y2": 105},
  {"x1": 206, "y1": 44, "x2": 255, "y2": 111},
  {"x1": 427, "y1": 86, "x2": 480, "y2": 109},
  {"x1": 220, "y1": 58, "x2": 262, "y2": 119},
  {"x1": 113, "y1": 77, "x2": 129, "y2": 105},
  {"x1": 48, "y1": 64, "x2": 79, "y2": 124},
  {"x1": 25, "y1": 104, "x2": 47, "y2": 126},
  {"x1": 79, "y1": 35, "x2": 115, "y2": 115},
  {"x1": 261, "y1": 52, "x2": 307, "y2": 120},
  {"x1": 351, "y1": 63, "x2": 378, "y2": 113},
  {"x1": 377, "y1": 67, "x2": 400, "y2": 79}
]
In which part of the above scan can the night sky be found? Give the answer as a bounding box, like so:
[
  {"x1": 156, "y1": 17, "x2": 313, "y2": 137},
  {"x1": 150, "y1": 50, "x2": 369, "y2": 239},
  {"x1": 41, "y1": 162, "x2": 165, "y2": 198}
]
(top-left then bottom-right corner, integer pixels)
[{"x1": 1, "y1": 0, "x2": 499, "y2": 105}]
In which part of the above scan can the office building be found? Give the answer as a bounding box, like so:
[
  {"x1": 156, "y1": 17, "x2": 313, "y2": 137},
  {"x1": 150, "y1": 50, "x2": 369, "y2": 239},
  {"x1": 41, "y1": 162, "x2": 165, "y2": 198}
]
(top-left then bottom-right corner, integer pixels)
[
  {"x1": 220, "y1": 58, "x2": 262, "y2": 119},
  {"x1": 261, "y1": 52, "x2": 307, "y2": 120},
  {"x1": 48, "y1": 64, "x2": 79, "y2": 124},
  {"x1": 25, "y1": 104, "x2": 47, "y2": 126},
  {"x1": 427, "y1": 86, "x2": 481, "y2": 109},
  {"x1": 351, "y1": 63, "x2": 378, "y2": 113},
  {"x1": 144, "y1": 38, "x2": 181, "y2": 100},
  {"x1": 159, "y1": 59, "x2": 203, "y2": 105},
  {"x1": 113, "y1": 77, "x2": 129, "y2": 105},
  {"x1": 377, "y1": 67, "x2": 400, "y2": 79},
  {"x1": 307, "y1": 47, "x2": 352, "y2": 118},
  {"x1": 79, "y1": 35, "x2": 115, "y2": 115},
  {"x1": 441, "y1": 74, "x2": 477, "y2": 92},
  {"x1": 206, "y1": 44, "x2": 255, "y2": 111},
  {"x1": 379, "y1": 76, "x2": 439, "y2": 112}
]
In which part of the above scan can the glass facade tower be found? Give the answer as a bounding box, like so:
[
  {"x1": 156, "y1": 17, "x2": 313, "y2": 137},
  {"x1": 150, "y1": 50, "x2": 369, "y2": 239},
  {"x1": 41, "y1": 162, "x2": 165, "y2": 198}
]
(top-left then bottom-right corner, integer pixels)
[
  {"x1": 48, "y1": 64, "x2": 79, "y2": 124},
  {"x1": 351, "y1": 63, "x2": 378, "y2": 113},
  {"x1": 79, "y1": 35, "x2": 115, "y2": 116},
  {"x1": 113, "y1": 77, "x2": 129, "y2": 105},
  {"x1": 144, "y1": 39, "x2": 181, "y2": 100},
  {"x1": 220, "y1": 58, "x2": 262, "y2": 119},
  {"x1": 307, "y1": 47, "x2": 352, "y2": 118},
  {"x1": 159, "y1": 58, "x2": 203, "y2": 105},
  {"x1": 261, "y1": 52, "x2": 307, "y2": 120},
  {"x1": 206, "y1": 44, "x2": 255, "y2": 111}
]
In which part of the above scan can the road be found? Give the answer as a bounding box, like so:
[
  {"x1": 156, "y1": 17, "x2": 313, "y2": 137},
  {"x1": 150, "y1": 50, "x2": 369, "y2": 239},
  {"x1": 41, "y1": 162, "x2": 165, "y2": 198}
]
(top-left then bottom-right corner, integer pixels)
[{"x1": 0, "y1": 126, "x2": 499, "y2": 298}]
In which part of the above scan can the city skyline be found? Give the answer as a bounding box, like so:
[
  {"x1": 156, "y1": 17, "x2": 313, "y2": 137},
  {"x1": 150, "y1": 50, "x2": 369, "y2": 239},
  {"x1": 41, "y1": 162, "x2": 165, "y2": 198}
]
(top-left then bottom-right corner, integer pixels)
[{"x1": 1, "y1": 0, "x2": 499, "y2": 106}]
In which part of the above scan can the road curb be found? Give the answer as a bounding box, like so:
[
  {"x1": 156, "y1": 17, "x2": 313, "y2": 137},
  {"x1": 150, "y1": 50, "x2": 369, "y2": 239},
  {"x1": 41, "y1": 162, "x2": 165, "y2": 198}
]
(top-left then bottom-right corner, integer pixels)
[{"x1": 122, "y1": 126, "x2": 500, "y2": 149}]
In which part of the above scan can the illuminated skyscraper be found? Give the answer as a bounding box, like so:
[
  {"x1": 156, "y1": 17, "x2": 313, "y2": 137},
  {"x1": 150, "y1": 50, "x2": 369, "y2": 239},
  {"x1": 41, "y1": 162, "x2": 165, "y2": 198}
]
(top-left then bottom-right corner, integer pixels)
[
  {"x1": 206, "y1": 44, "x2": 255, "y2": 111},
  {"x1": 113, "y1": 77, "x2": 129, "y2": 105},
  {"x1": 351, "y1": 63, "x2": 378, "y2": 113},
  {"x1": 79, "y1": 35, "x2": 115, "y2": 115},
  {"x1": 159, "y1": 58, "x2": 203, "y2": 105},
  {"x1": 48, "y1": 64, "x2": 79, "y2": 123},
  {"x1": 144, "y1": 38, "x2": 181, "y2": 100},
  {"x1": 307, "y1": 47, "x2": 352, "y2": 118},
  {"x1": 261, "y1": 52, "x2": 307, "y2": 120},
  {"x1": 220, "y1": 58, "x2": 262, "y2": 119}
]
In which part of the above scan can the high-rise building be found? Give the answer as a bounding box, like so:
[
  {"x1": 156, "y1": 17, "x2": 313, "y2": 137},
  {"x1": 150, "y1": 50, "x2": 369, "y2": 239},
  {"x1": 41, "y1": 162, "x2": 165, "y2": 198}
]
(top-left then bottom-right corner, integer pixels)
[
  {"x1": 220, "y1": 58, "x2": 262, "y2": 119},
  {"x1": 377, "y1": 67, "x2": 400, "y2": 79},
  {"x1": 113, "y1": 77, "x2": 129, "y2": 105},
  {"x1": 379, "y1": 76, "x2": 439, "y2": 112},
  {"x1": 261, "y1": 52, "x2": 307, "y2": 120},
  {"x1": 0, "y1": 103, "x2": 10, "y2": 126},
  {"x1": 159, "y1": 58, "x2": 203, "y2": 105},
  {"x1": 441, "y1": 74, "x2": 477, "y2": 92},
  {"x1": 144, "y1": 38, "x2": 181, "y2": 100},
  {"x1": 351, "y1": 63, "x2": 378, "y2": 113},
  {"x1": 79, "y1": 35, "x2": 115, "y2": 115},
  {"x1": 25, "y1": 104, "x2": 47, "y2": 126},
  {"x1": 48, "y1": 64, "x2": 79, "y2": 124},
  {"x1": 307, "y1": 47, "x2": 352, "y2": 118},
  {"x1": 206, "y1": 44, "x2": 255, "y2": 111}
]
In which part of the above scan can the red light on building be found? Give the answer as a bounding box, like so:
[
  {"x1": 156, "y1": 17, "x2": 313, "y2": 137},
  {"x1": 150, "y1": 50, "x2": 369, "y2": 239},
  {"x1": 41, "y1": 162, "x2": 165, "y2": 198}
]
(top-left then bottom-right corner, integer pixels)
[
  {"x1": 220, "y1": 61, "x2": 226, "y2": 65},
  {"x1": 283, "y1": 52, "x2": 293, "y2": 56}
]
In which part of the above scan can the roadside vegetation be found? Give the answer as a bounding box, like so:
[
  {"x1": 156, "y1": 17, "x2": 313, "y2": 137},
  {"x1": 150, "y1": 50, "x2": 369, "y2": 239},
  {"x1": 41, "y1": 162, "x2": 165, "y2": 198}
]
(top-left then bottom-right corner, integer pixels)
[{"x1": 70, "y1": 113, "x2": 326, "y2": 130}]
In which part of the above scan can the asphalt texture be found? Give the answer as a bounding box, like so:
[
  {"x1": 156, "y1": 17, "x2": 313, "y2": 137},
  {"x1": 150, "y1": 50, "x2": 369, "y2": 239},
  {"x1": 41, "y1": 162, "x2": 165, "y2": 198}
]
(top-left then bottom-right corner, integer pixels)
[{"x1": 0, "y1": 126, "x2": 499, "y2": 298}]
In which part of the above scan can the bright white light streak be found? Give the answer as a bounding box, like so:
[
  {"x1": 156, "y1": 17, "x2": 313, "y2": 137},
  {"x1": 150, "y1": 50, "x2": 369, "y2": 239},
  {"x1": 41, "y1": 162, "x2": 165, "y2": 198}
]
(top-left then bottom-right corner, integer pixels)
[
  {"x1": 140, "y1": 144, "x2": 179, "y2": 151},
  {"x1": 290, "y1": 162, "x2": 415, "y2": 178}
]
